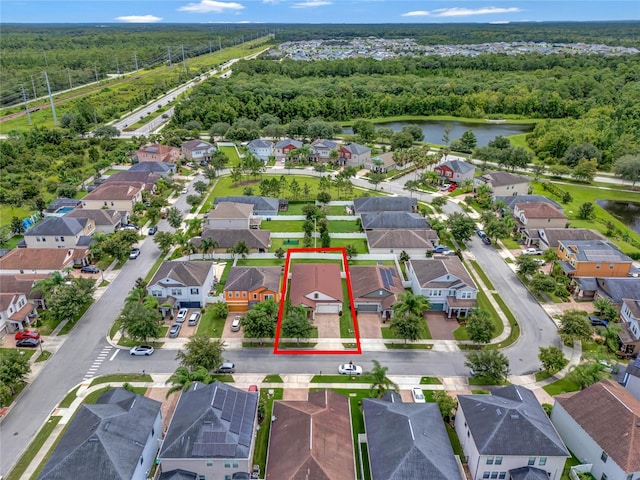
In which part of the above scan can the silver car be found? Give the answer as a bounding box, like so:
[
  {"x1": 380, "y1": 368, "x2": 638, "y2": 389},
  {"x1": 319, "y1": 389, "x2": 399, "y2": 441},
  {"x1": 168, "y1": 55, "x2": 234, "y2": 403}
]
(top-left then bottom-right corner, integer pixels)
[
  {"x1": 129, "y1": 345, "x2": 154, "y2": 356},
  {"x1": 169, "y1": 323, "x2": 181, "y2": 338}
]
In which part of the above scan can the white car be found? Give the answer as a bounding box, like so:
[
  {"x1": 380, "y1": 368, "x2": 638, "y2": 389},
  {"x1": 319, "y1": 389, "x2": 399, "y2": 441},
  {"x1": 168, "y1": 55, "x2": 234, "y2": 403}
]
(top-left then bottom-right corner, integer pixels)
[
  {"x1": 338, "y1": 363, "x2": 363, "y2": 375},
  {"x1": 129, "y1": 345, "x2": 154, "y2": 356},
  {"x1": 176, "y1": 308, "x2": 189, "y2": 323},
  {"x1": 411, "y1": 387, "x2": 426, "y2": 403},
  {"x1": 522, "y1": 247, "x2": 543, "y2": 255},
  {"x1": 533, "y1": 258, "x2": 546, "y2": 266},
  {"x1": 181, "y1": 188, "x2": 188, "y2": 194}
]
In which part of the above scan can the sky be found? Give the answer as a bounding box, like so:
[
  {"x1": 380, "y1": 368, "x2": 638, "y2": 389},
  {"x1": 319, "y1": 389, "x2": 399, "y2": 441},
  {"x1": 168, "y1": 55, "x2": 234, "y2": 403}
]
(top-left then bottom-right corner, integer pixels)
[{"x1": 1, "y1": 0, "x2": 638, "y2": 24}]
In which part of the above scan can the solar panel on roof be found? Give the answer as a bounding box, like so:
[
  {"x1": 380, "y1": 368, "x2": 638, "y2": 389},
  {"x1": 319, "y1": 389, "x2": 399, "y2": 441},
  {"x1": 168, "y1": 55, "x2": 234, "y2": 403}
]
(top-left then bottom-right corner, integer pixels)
[
  {"x1": 386, "y1": 268, "x2": 395, "y2": 287},
  {"x1": 381, "y1": 269, "x2": 390, "y2": 290},
  {"x1": 238, "y1": 432, "x2": 252, "y2": 447},
  {"x1": 230, "y1": 414, "x2": 243, "y2": 434},
  {"x1": 221, "y1": 391, "x2": 237, "y2": 421},
  {"x1": 213, "y1": 388, "x2": 226, "y2": 409}
]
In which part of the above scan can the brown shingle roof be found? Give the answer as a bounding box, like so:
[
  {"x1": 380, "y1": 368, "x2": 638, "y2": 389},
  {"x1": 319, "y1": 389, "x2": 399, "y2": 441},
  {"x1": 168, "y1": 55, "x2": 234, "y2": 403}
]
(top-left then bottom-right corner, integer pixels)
[
  {"x1": 350, "y1": 265, "x2": 404, "y2": 310},
  {"x1": 224, "y1": 267, "x2": 281, "y2": 293},
  {"x1": 516, "y1": 202, "x2": 567, "y2": 219},
  {"x1": 478, "y1": 171, "x2": 530, "y2": 187},
  {"x1": 195, "y1": 229, "x2": 270, "y2": 250},
  {"x1": 148, "y1": 261, "x2": 213, "y2": 288},
  {"x1": 83, "y1": 182, "x2": 143, "y2": 201},
  {"x1": 210, "y1": 202, "x2": 253, "y2": 219},
  {"x1": 409, "y1": 257, "x2": 477, "y2": 290},
  {"x1": 366, "y1": 229, "x2": 438, "y2": 249},
  {"x1": 265, "y1": 390, "x2": 355, "y2": 480},
  {"x1": 555, "y1": 379, "x2": 640, "y2": 472},
  {"x1": 0, "y1": 248, "x2": 88, "y2": 271},
  {"x1": 289, "y1": 263, "x2": 343, "y2": 309},
  {"x1": 64, "y1": 209, "x2": 123, "y2": 226}
]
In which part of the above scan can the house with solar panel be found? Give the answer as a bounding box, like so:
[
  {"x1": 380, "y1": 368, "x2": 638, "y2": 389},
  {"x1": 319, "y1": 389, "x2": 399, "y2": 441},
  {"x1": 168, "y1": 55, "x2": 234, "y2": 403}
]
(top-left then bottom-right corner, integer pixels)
[
  {"x1": 157, "y1": 381, "x2": 258, "y2": 480},
  {"x1": 350, "y1": 265, "x2": 405, "y2": 320}
]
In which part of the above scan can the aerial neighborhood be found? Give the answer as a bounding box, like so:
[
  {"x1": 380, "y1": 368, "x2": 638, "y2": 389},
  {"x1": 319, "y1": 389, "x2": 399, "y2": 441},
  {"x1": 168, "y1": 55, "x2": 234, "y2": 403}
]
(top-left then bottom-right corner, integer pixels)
[{"x1": 1, "y1": 20, "x2": 640, "y2": 480}]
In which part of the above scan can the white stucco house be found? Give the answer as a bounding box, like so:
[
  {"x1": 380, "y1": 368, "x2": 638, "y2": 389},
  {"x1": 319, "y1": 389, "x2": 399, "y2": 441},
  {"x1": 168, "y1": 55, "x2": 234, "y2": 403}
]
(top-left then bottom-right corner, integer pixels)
[
  {"x1": 247, "y1": 139, "x2": 274, "y2": 162},
  {"x1": 147, "y1": 261, "x2": 215, "y2": 309}
]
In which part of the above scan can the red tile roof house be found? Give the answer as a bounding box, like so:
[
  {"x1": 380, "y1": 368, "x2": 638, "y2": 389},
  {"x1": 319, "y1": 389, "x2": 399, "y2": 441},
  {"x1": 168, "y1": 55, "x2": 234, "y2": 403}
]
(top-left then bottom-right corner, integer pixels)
[
  {"x1": 137, "y1": 143, "x2": 181, "y2": 163},
  {"x1": 288, "y1": 263, "x2": 343, "y2": 318}
]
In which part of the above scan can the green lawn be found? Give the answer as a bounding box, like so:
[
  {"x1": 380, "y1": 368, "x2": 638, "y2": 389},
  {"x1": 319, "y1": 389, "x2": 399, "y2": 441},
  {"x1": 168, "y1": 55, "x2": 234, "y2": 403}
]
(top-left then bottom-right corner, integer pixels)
[
  {"x1": 420, "y1": 376, "x2": 443, "y2": 385},
  {"x1": 197, "y1": 308, "x2": 227, "y2": 337},
  {"x1": 452, "y1": 288, "x2": 503, "y2": 342},
  {"x1": 219, "y1": 145, "x2": 241, "y2": 166},
  {"x1": 327, "y1": 220, "x2": 361, "y2": 233},
  {"x1": 252, "y1": 388, "x2": 284, "y2": 477},
  {"x1": 5, "y1": 416, "x2": 61, "y2": 480},
  {"x1": 235, "y1": 258, "x2": 284, "y2": 267},
  {"x1": 542, "y1": 377, "x2": 581, "y2": 396},
  {"x1": 282, "y1": 203, "x2": 347, "y2": 215},
  {"x1": 59, "y1": 386, "x2": 81, "y2": 408},
  {"x1": 469, "y1": 260, "x2": 495, "y2": 290},
  {"x1": 259, "y1": 220, "x2": 304, "y2": 232},
  {"x1": 561, "y1": 454, "x2": 581, "y2": 480},
  {"x1": 35, "y1": 350, "x2": 52, "y2": 362},
  {"x1": 0, "y1": 204, "x2": 33, "y2": 228},
  {"x1": 263, "y1": 374, "x2": 283, "y2": 382},
  {"x1": 381, "y1": 321, "x2": 432, "y2": 341},
  {"x1": 340, "y1": 279, "x2": 356, "y2": 338},
  {"x1": 89, "y1": 373, "x2": 153, "y2": 386}
]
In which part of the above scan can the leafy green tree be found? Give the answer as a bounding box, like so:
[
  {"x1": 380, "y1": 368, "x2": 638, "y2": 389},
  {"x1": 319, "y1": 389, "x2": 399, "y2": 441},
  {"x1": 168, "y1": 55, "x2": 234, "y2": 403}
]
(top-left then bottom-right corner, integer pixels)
[
  {"x1": 229, "y1": 240, "x2": 250, "y2": 259},
  {"x1": 0, "y1": 349, "x2": 31, "y2": 395},
  {"x1": 393, "y1": 291, "x2": 430, "y2": 317},
  {"x1": 317, "y1": 191, "x2": 331, "y2": 204},
  {"x1": 93, "y1": 125, "x2": 120, "y2": 138},
  {"x1": 186, "y1": 194, "x2": 202, "y2": 208},
  {"x1": 465, "y1": 350, "x2": 510, "y2": 384},
  {"x1": 568, "y1": 361, "x2": 606, "y2": 390},
  {"x1": 193, "y1": 180, "x2": 208, "y2": 195},
  {"x1": 47, "y1": 281, "x2": 94, "y2": 323},
  {"x1": 167, "y1": 206, "x2": 183, "y2": 229},
  {"x1": 431, "y1": 196, "x2": 447, "y2": 208},
  {"x1": 602, "y1": 323, "x2": 622, "y2": 353},
  {"x1": 210, "y1": 301, "x2": 229, "y2": 319},
  {"x1": 614, "y1": 154, "x2": 640, "y2": 186},
  {"x1": 166, "y1": 366, "x2": 212, "y2": 396},
  {"x1": 466, "y1": 309, "x2": 496, "y2": 344},
  {"x1": 281, "y1": 305, "x2": 313, "y2": 346},
  {"x1": 274, "y1": 247, "x2": 286, "y2": 259},
  {"x1": 447, "y1": 212, "x2": 476, "y2": 244},
  {"x1": 562, "y1": 142, "x2": 602, "y2": 168},
  {"x1": 10, "y1": 216, "x2": 24, "y2": 234},
  {"x1": 516, "y1": 254, "x2": 541, "y2": 277},
  {"x1": 153, "y1": 231, "x2": 174, "y2": 255},
  {"x1": 289, "y1": 178, "x2": 301, "y2": 200},
  {"x1": 593, "y1": 298, "x2": 618, "y2": 322},
  {"x1": 572, "y1": 158, "x2": 597, "y2": 183},
  {"x1": 538, "y1": 346, "x2": 568, "y2": 373},
  {"x1": 390, "y1": 312, "x2": 423, "y2": 345},
  {"x1": 176, "y1": 336, "x2": 226, "y2": 372},
  {"x1": 578, "y1": 202, "x2": 595, "y2": 220},
  {"x1": 345, "y1": 244, "x2": 358, "y2": 261},
  {"x1": 368, "y1": 360, "x2": 399, "y2": 398},
  {"x1": 352, "y1": 119, "x2": 375, "y2": 143},
  {"x1": 203, "y1": 167, "x2": 217, "y2": 181},
  {"x1": 558, "y1": 310, "x2": 594, "y2": 343},
  {"x1": 367, "y1": 172, "x2": 386, "y2": 190},
  {"x1": 0, "y1": 383, "x2": 13, "y2": 407},
  {"x1": 242, "y1": 300, "x2": 278, "y2": 344},
  {"x1": 460, "y1": 130, "x2": 477, "y2": 151},
  {"x1": 399, "y1": 251, "x2": 410, "y2": 263},
  {"x1": 432, "y1": 391, "x2": 458, "y2": 422},
  {"x1": 401, "y1": 125, "x2": 424, "y2": 142},
  {"x1": 119, "y1": 302, "x2": 162, "y2": 342},
  {"x1": 320, "y1": 230, "x2": 331, "y2": 248},
  {"x1": 391, "y1": 131, "x2": 414, "y2": 150}
]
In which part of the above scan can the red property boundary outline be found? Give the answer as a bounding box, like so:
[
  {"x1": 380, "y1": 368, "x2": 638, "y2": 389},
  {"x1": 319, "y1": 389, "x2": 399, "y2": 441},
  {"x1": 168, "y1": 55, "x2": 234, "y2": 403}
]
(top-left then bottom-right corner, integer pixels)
[{"x1": 274, "y1": 247, "x2": 362, "y2": 355}]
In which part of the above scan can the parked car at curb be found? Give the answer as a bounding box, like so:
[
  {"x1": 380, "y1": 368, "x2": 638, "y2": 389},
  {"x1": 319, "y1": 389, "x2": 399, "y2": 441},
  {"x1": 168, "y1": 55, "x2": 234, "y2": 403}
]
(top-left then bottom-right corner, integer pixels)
[
  {"x1": 476, "y1": 229, "x2": 488, "y2": 239},
  {"x1": 481, "y1": 236, "x2": 491, "y2": 245},
  {"x1": 81, "y1": 265, "x2": 100, "y2": 274},
  {"x1": 15, "y1": 330, "x2": 40, "y2": 341},
  {"x1": 130, "y1": 345, "x2": 154, "y2": 356},
  {"x1": 217, "y1": 362, "x2": 236, "y2": 374},
  {"x1": 16, "y1": 338, "x2": 41, "y2": 348},
  {"x1": 129, "y1": 248, "x2": 141, "y2": 259},
  {"x1": 411, "y1": 387, "x2": 426, "y2": 403},
  {"x1": 148, "y1": 225, "x2": 158, "y2": 235},
  {"x1": 338, "y1": 363, "x2": 363, "y2": 375}
]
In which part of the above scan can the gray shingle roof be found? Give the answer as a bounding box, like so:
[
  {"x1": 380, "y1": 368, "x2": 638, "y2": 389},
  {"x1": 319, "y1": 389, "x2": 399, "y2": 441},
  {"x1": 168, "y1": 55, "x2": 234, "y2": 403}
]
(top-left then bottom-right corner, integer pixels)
[
  {"x1": 592, "y1": 277, "x2": 640, "y2": 303},
  {"x1": 247, "y1": 139, "x2": 274, "y2": 149},
  {"x1": 439, "y1": 159, "x2": 475, "y2": 174},
  {"x1": 26, "y1": 217, "x2": 87, "y2": 237},
  {"x1": 558, "y1": 239, "x2": 632, "y2": 263},
  {"x1": 495, "y1": 195, "x2": 562, "y2": 211},
  {"x1": 353, "y1": 196, "x2": 417, "y2": 214},
  {"x1": 224, "y1": 266, "x2": 281, "y2": 293},
  {"x1": 64, "y1": 209, "x2": 122, "y2": 227},
  {"x1": 38, "y1": 388, "x2": 161, "y2": 480},
  {"x1": 214, "y1": 196, "x2": 279, "y2": 213},
  {"x1": 159, "y1": 469, "x2": 198, "y2": 480},
  {"x1": 148, "y1": 261, "x2": 213, "y2": 288},
  {"x1": 458, "y1": 385, "x2": 568, "y2": 456},
  {"x1": 361, "y1": 212, "x2": 428, "y2": 230},
  {"x1": 275, "y1": 138, "x2": 302, "y2": 149},
  {"x1": 509, "y1": 467, "x2": 551, "y2": 480},
  {"x1": 343, "y1": 142, "x2": 370, "y2": 155},
  {"x1": 478, "y1": 171, "x2": 530, "y2": 187},
  {"x1": 129, "y1": 162, "x2": 175, "y2": 173},
  {"x1": 366, "y1": 229, "x2": 438, "y2": 249},
  {"x1": 409, "y1": 257, "x2": 477, "y2": 291},
  {"x1": 625, "y1": 355, "x2": 640, "y2": 379},
  {"x1": 182, "y1": 139, "x2": 213, "y2": 150},
  {"x1": 104, "y1": 171, "x2": 161, "y2": 187},
  {"x1": 159, "y1": 382, "x2": 258, "y2": 460},
  {"x1": 535, "y1": 228, "x2": 604, "y2": 248},
  {"x1": 363, "y1": 398, "x2": 463, "y2": 480},
  {"x1": 196, "y1": 229, "x2": 270, "y2": 250}
]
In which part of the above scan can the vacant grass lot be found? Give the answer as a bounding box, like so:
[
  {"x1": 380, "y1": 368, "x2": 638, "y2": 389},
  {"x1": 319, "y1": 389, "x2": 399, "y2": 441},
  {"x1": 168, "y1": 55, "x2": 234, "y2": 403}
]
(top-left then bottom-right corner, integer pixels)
[
  {"x1": 283, "y1": 204, "x2": 348, "y2": 215},
  {"x1": 219, "y1": 145, "x2": 241, "y2": 166}
]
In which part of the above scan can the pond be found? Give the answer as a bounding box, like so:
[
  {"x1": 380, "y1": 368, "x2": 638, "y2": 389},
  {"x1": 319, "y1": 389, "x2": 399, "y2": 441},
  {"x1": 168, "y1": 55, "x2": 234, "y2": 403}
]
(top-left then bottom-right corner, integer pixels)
[
  {"x1": 343, "y1": 120, "x2": 534, "y2": 147},
  {"x1": 596, "y1": 200, "x2": 640, "y2": 235}
]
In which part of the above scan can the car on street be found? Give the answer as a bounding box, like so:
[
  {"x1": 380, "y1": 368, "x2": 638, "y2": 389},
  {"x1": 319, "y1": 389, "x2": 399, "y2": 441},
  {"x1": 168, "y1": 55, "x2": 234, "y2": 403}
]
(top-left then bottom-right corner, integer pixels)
[
  {"x1": 589, "y1": 316, "x2": 609, "y2": 327},
  {"x1": 188, "y1": 311, "x2": 201, "y2": 326},
  {"x1": 16, "y1": 338, "x2": 41, "y2": 348},
  {"x1": 217, "y1": 362, "x2": 236, "y2": 374},
  {"x1": 148, "y1": 225, "x2": 158, "y2": 235},
  {"x1": 169, "y1": 323, "x2": 181, "y2": 338},
  {"x1": 440, "y1": 183, "x2": 451, "y2": 191},
  {"x1": 481, "y1": 236, "x2": 492, "y2": 245},
  {"x1": 129, "y1": 248, "x2": 141, "y2": 259},
  {"x1": 181, "y1": 188, "x2": 188, "y2": 194},
  {"x1": 15, "y1": 330, "x2": 41, "y2": 341},
  {"x1": 176, "y1": 308, "x2": 189, "y2": 323},
  {"x1": 129, "y1": 345, "x2": 154, "y2": 356},
  {"x1": 433, "y1": 245, "x2": 450, "y2": 254},
  {"x1": 81, "y1": 265, "x2": 100, "y2": 274},
  {"x1": 476, "y1": 229, "x2": 488, "y2": 239},
  {"x1": 411, "y1": 387, "x2": 426, "y2": 403},
  {"x1": 338, "y1": 363, "x2": 363, "y2": 375},
  {"x1": 230, "y1": 316, "x2": 242, "y2": 332},
  {"x1": 522, "y1": 247, "x2": 543, "y2": 255}
]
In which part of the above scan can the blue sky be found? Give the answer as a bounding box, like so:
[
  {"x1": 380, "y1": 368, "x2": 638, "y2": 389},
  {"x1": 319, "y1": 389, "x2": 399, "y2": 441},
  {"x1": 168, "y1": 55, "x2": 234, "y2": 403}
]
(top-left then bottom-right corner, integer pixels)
[{"x1": 1, "y1": 0, "x2": 638, "y2": 24}]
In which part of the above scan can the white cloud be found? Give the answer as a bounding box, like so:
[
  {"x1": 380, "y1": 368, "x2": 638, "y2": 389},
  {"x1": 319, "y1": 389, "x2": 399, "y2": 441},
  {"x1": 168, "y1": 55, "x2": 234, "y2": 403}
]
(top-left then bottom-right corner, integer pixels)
[
  {"x1": 433, "y1": 7, "x2": 522, "y2": 17},
  {"x1": 262, "y1": 0, "x2": 280, "y2": 3},
  {"x1": 115, "y1": 14, "x2": 162, "y2": 23},
  {"x1": 401, "y1": 10, "x2": 430, "y2": 17},
  {"x1": 178, "y1": 0, "x2": 245, "y2": 13},
  {"x1": 292, "y1": 1, "x2": 332, "y2": 8}
]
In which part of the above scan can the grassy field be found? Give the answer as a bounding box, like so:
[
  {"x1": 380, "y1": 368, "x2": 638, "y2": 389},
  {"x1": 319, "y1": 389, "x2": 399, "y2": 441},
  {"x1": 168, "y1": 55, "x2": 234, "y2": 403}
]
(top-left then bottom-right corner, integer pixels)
[
  {"x1": 197, "y1": 308, "x2": 227, "y2": 337},
  {"x1": 219, "y1": 145, "x2": 241, "y2": 166},
  {"x1": 89, "y1": 373, "x2": 152, "y2": 386},
  {"x1": 0, "y1": 205, "x2": 33, "y2": 228},
  {"x1": 262, "y1": 219, "x2": 360, "y2": 234},
  {"x1": 542, "y1": 377, "x2": 581, "y2": 396},
  {"x1": 282, "y1": 203, "x2": 347, "y2": 215}
]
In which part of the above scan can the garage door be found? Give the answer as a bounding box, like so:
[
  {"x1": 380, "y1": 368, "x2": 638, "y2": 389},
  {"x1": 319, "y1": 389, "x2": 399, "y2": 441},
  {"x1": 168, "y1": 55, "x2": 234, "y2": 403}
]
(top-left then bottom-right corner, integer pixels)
[
  {"x1": 430, "y1": 303, "x2": 445, "y2": 312},
  {"x1": 316, "y1": 303, "x2": 341, "y2": 314},
  {"x1": 179, "y1": 301, "x2": 201, "y2": 309},
  {"x1": 356, "y1": 303, "x2": 379, "y2": 313}
]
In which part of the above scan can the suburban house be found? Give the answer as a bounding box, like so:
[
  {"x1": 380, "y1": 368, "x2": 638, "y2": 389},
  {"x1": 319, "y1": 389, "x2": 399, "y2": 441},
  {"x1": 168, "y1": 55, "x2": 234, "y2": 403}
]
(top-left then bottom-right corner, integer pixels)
[
  {"x1": 103, "y1": 171, "x2": 161, "y2": 192},
  {"x1": 366, "y1": 229, "x2": 439, "y2": 255},
  {"x1": 0, "y1": 292, "x2": 36, "y2": 334},
  {"x1": 44, "y1": 198, "x2": 81, "y2": 217},
  {"x1": 475, "y1": 171, "x2": 530, "y2": 196},
  {"x1": 0, "y1": 274, "x2": 48, "y2": 311},
  {"x1": 37, "y1": 388, "x2": 162, "y2": 480},
  {"x1": 147, "y1": 261, "x2": 215, "y2": 310},
  {"x1": 81, "y1": 182, "x2": 143, "y2": 213},
  {"x1": 223, "y1": 266, "x2": 281, "y2": 312},
  {"x1": 137, "y1": 143, "x2": 181, "y2": 163},
  {"x1": 129, "y1": 161, "x2": 176, "y2": 177},
  {"x1": 247, "y1": 139, "x2": 274, "y2": 162},
  {"x1": 364, "y1": 152, "x2": 397, "y2": 173},
  {"x1": 158, "y1": 470, "x2": 198, "y2": 480},
  {"x1": 623, "y1": 357, "x2": 640, "y2": 401},
  {"x1": 214, "y1": 196, "x2": 280, "y2": 217},
  {"x1": 434, "y1": 159, "x2": 476, "y2": 184},
  {"x1": 619, "y1": 298, "x2": 640, "y2": 358},
  {"x1": 339, "y1": 142, "x2": 371, "y2": 167},
  {"x1": 495, "y1": 195, "x2": 562, "y2": 213},
  {"x1": 353, "y1": 196, "x2": 417, "y2": 215},
  {"x1": 363, "y1": 393, "x2": 464, "y2": 480},
  {"x1": 522, "y1": 227, "x2": 604, "y2": 249},
  {"x1": 181, "y1": 139, "x2": 215, "y2": 162},
  {"x1": 573, "y1": 277, "x2": 640, "y2": 303},
  {"x1": 194, "y1": 230, "x2": 271, "y2": 253},
  {"x1": 557, "y1": 240, "x2": 633, "y2": 278},
  {"x1": 350, "y1": 265, "x2": 405, "y2": 319},
  {"x1": 361, "y1": 212, "x2": 429, "y2": 230},
  {"x1": 407, "y1": 257, "x2": 477, "y2": 318},
  {"x1": 513, "y1": 202, "x2": 568, "y2": 230},
  {"x1": 0, "y1": 248, "x2": 90, "y2": 274},
  {"x1": 289, "y1": 263, "x2": 343, "y2": 316},
  {"x1": 265, "y1": 389, "x2": 355, "y2": 480},
  {"x1": 309, "y1": 139, "x2": 339, "y2": 163},
  {"x1": 206, "y1": 202, "x2": 259, "y2": 230},
  {"x1": 455, "y1": 385, "x2": 569, "y2": 480},
  {"x1": 23, "y1": 217, "x2": 95, "y2": 249},
  {"x1": 274, "y1": 138, "x2": 303, "y2": 161},
  {"x1": 551, "y1": 379, "x2": 640, "y2": 480},
  {"x1": 157, "y1": 381, "x2": 258, "y2": 480},
  {"x1": 64, "y1": 209, "x2": 124, "y2": 234}
]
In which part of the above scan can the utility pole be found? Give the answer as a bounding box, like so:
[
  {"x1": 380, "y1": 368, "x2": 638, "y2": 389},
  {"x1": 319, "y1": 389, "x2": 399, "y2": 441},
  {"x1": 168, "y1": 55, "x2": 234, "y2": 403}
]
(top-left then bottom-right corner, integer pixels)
[
  {"x1": 21, "y1": 84, "x2": 32, "y2": 125},
  {"x1": 116, "y1": 58, "x2": 120, "y2": 75},
  {"x1": 168, "y1": 47, "x2": 172, "y2": 68},
  {"x1": 94, "y1": 64, "x2": 99, "y2": 82},
  {"x1": 44, "y1": 71, "x2": 58, "y2": 126},
  {"x1": 30, "y1": 75, "x2": 37, "y2": 99},
  {"x1": 67, "y1": 69, "x2": 73, "y2": 89},
  {"x1": 134, "y1": 52, "x2": 139, "y2": 71},
  {"x1": 181, "y1": 45, "x2": 187, "y2": 74}
]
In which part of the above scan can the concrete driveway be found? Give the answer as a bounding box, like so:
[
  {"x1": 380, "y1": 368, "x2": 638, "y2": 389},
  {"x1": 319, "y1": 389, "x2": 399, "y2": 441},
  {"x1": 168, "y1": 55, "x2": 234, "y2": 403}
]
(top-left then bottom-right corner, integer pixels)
[
  {"x1": 222, "y1": 313, "x2": 244, "y2": 339},
  {"x1": 356, "y1": 313, "x2": 382, "y2": 339},
  {"x1": 313, "y1": 313, "x2": 340, "y2": 339},
  {"x1": 426, "y1": 313, "x2": 458, "y2": 340}
]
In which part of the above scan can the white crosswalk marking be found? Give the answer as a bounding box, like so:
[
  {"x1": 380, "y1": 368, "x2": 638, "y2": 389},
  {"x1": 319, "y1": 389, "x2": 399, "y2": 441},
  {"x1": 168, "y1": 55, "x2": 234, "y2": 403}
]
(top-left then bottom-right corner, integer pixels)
[{"x1": 83, "y1": 345, "x2": 113, "y2": 380}]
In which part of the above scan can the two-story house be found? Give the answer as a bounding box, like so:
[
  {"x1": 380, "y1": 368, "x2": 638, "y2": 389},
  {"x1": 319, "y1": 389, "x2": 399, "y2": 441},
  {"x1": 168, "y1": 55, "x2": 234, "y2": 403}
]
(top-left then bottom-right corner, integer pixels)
[
  {"x1": 361, "y1": 212, "x2": 429, "y2": 230},
  {"x1": 456, "y1": 385, "x2": 569, "y2": 480},
  {"x1": 623, "y1": 357, "x2": 640, "y2": 402},
  {"x1": 147, "y1": 261, "x2": 215, "y2": 310},
  {"x1": 223, "y1": 266, "x2": 281, "y2": 312},
  {"x1": 193, "y1": 229, "x2": 271, "y2": 254},
  {"x1": 0, "y1": 248, "x2": 90, "y2": 275},
  {"x1": 274, "y1": 138, "x2": 302, "y2": 161},
  {"x1": 181, "y1": 139, "x2": 215, "y2": 163},
  {"x1": 205, "y1": 202, "x2": 259, "y2": 230},
  {"x1": 522, "y1": 227, "x2": 604, "y2": 250},
  {"x1": 513, "y1": 202, "x2": 568, "y2": 230},
  {"x1": 64, "y1": 209, "x2": 123, "y2": 234},
  {"x1": 339, "y1": 142, "x2": 371, "y2": 168},
  {"x1": 434, "y1": 159, "x2": 476, "y2": 184},
  {"x1": 128, "y1": 161, "x2": 176, "y2": 177},
  {"x1": 557, "y1": 240, "x2": 633, "y2": 278},
  {"x1": 103, "y1": 171, "x2": 160, "y2": 192},
  {"x1": 407, "y1": 257, "x2": 477, "y2": 318},
  {"x1": 81, "y1": 182, "x2": 143, "y2": 213},
  {"x1": 246, "y1": 139, "x2": 274, "y2": 162},
  {"x1": 24, "y1": 217, "x2": 95, "y2": 249},
  {"x1": 619, "y1": 298, "x2": 640, "y2": 357},
  {"x1": 137, "y1": 143, "x2": 181, "y2": 163},
  {"x1": 475, "y1": 171, "x2": 530, "y2": 196},
  {"x1": 0, "y1": 292, "x2": 36, "y2": 334},
  {"x1": 289, "y1": 263, "x2": 343, "y2": 317},
  {"x1": 214, "y1": 196, "x2": 279, "y2": 217},
  {"x1": 309, "y1": 139, "x2": 339, "y2": 163},
  {"x1": 350, "y1": 265, "x2": 405, "y2": 320}
]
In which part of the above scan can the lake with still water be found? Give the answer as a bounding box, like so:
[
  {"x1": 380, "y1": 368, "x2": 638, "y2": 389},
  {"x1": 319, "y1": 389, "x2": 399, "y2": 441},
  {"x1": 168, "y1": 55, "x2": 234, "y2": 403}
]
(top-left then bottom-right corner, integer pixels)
[
  {"x1": 344, "y1": 120, "x2": 535, "y2": 147},
  {"x1": 596, "y1": 200, "x2": 640, "y2": 235}
]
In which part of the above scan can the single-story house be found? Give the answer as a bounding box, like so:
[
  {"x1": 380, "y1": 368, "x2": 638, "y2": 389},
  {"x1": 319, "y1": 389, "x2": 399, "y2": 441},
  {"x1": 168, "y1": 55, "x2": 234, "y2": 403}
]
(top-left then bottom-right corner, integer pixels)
[
  {"x1": 37, "y1": 388, "x2": 162, "y2": 480},
  {"x1": 475, "y1": 171, "x2": 530, "y2": 196},
  {"x1": 364, "y1": 152, "x2": 397, "y2": 173},
  {"x1": 158, "y1": 381, "x2": 258, "y2": 480},
  {"x1": 64, "y1": 209, "x2": 124, "y2": 234},
  {"x1": 339, "y1": 143, "x2": 371, "y2": 168},
  {"x1": 310, "y1": 139, "x2": 339, "y2": 163},
  {"x1": 551, "y1": 379, "x2": 640, "y2": 480},
  {"x1": 194, "y1": 229, "x2": 271, "y2": 253},
  {"x1": 619, "y1": 298, "x2": 640, "y2": 358},
  {"x1": 206, "y1": 203, "x2": 259, "y2": 230},
  {"x1": 137, "y1": 143, "x2": 181, "y2": 163},
  {"x1": 456, "y1": 385, "x2": 569, "y2": 480},
  {"x1": 224, "y1": 266, "x2": 281, "y2": 312},
  {"x1": 0, "y1": 248, "x2": 90, "y2": 274},
  {"x1": 247, "y1": 139, "x2": 274, "y2": 162},
  {"x1": 361, "y1": 212, "x2": 429, "y2": 230},
  {"x1": 363, "y1": 393, "x2": 463, "y2": 480},
  {"x1": 513, "y1": 202, "x2": 568, "y2": 230},
  {"x1": 623, "y1": 356, "x2": 640, "y2": 401},
  {"x1": 573, "y1": 276, "x2": 640, "y2": 303},
  {"x1": 266, "y1": 389, "x2": 355, "y2": 480},
  {"x1": 407, "y1": 257, "x2": 477, "y2": 318},
  {"x1": 366, "y1": 229, "x2": 439, "y2": 255},
  {"x1": 214, "y1": 196, "x2": 279, "y2": 217},
  {"x1": 147, "y1": 261, "x2": 215, "y2": 310},
  {"x1": 181, "y1": 139, "x2": 215, "y2": 162},
  {"x1": 353, "y1": 196, "x2": 417, "y2": 215},
  {"x1": 128, "y1": 161, "x2": 176, "y2": 177},
  {"x1": 274, "y1": 138, "x2": 303, "y2": 161},
  {"x1": 350, "y1": 265, "x2": 405, "y2": 319},
  {"x1": 24, "y1": 217, "x2": 95, "y2": 249},
  {"x1": 289, "y1": 263, "x2": 343, "y2": 316},
  {"x1": 557, "y1": 240, "x2": 633, "y2": 278},
  {"x1": 522, "y1": 227, "x2": 604, "y2": 249},
  {"x1": 434, "y1": 159, "x2": 475, "y2": 183},
  {"x1": 81, "y1": 182, "x2": 143, "y2": 213}
]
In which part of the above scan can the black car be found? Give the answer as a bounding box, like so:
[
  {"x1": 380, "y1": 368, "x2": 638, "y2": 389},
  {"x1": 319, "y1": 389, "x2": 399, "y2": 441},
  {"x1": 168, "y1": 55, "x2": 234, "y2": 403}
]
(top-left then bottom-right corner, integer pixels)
[
  {"x1": 148, "y1": 225, "x2": 158, "y2": 235},
  {"x1": 481, "y1": 236, "x2": 492, "y2": 245},
  {"x1": 589, "y1": 316, "x2": 609, "y2": 327},
  {"x1": 16, "y1": 338, "x2": 40, "y2": 348},
  {"x1": 81, "y1": 265, "x2": 100, "y2": 274}
]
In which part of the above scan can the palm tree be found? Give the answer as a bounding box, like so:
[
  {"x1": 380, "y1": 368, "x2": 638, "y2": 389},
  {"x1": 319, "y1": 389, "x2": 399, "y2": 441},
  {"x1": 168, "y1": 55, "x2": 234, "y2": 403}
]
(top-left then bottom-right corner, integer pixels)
[
  {"x1": 233, "y1": 240, "x2": 250, "y2": 259},
  {"x1": 125, "y1": 288, "x2": 146, "y2": 305},
  {"x1": 166, "y1": 366, "x2": 212, "y2": 397},
  {"x1": 31, "y1": 271, "x2": 66, "y2": 305},
  {"x1": 393, "y1": 291, "x2": 431, "y2": 318},
  {"x1": 200, "y1": 237, "x2": 217, "y2": 259},
  {"x1": 368, "y1": 360, "x2": 399, "y2": 398}
]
